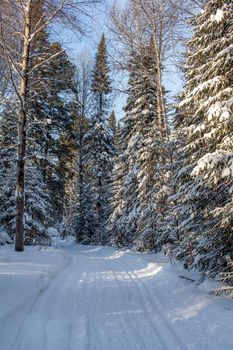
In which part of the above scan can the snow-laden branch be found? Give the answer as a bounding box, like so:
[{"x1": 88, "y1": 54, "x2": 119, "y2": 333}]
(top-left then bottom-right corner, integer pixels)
[{"x1": 28, "y1": 50, "x2": 65, "y2": 75}]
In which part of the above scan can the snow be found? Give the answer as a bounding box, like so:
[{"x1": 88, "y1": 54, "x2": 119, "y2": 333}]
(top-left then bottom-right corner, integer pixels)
[
  {"x1": 222, "y1": 158, "x2": 233, "y2": 178},
  {"x1": 192, "y1": 151, "x2": 233, "y2": 177},
  {"x1": 179, "y1": 76, "x2": 224, "y2": 107},
  {"x1": 0, "y1": 230, "x2": 13, "y2": 245},
  {"x1": 0, "y1": 242, "x2": 233, "y2": 350},
  {"x1": 216, "y1": 44, "x2": 233, "y2": 58},
  {"x1": 207, "y1": 102, "x2": 231, "y2": 122},
  {"x1": 47, "y1": 227, "x2": 59, "y2": 237},
  {"x1": 210, "y1": 9, "x2": 224, "y2": 23}
]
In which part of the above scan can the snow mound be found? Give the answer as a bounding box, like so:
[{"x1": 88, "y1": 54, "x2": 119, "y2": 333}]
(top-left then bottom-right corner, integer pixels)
[
  {"x1": 47, "y1": 227, "x2": 59, "y2": 237},
  {"x1": 0, "y1": 231, "x2": 13, "y2": 245}
]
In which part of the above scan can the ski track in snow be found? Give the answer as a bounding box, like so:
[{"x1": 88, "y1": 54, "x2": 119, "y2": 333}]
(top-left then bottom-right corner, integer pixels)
[
  {"x1": 0, "y1": 243, "x2": 233, "y2": 350},
  {"x1": 114, "y1": 258, "x2": 186, "y2": 350}
]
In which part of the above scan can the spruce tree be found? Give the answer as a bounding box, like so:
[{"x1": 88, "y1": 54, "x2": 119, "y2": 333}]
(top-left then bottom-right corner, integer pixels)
[
  {"x1": 109, "y1": 110, "x2": 116, "y2": 135},
  {"x1": 0, "y1": 105, "x2": 52, "y2": 244},
  {"x1": 0, "y1": 107, "x2": 17, "y2": 237},
  {"x1": 65, "y1": 99, "x2": 95, "y2": 243},
  {"x1": 26, "y1": 28, "x2": 76, "y2": 238},
  {"x1": 108, "y1": 56, "x2": 142, "y2": 247},
  {"x1": 107, "y1": 120, "x2": 127, "y2": 246},
  {"x1": 108, "y1": 46, "x2": 159, "y2": 248},
  {"x1": 76, "y1": 34, "x2": 115, "y2": 244},
  {"x1": 0, "y1": 1, "x2": 76, "y2": 243},
  {"x1": 173, "y1": 0, "x2": 233, "y2": 285},
  {"x1": 28, "y1": 1, "x2": 76, "y2": 228},
  {"x1": 134, "y1": 46, "x2": 162, "y2": 251}
]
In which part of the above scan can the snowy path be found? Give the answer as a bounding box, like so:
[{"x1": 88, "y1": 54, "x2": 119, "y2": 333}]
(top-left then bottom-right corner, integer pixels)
[{"x1": 0, "y1": 243, "x2": 233, "y2": 350}]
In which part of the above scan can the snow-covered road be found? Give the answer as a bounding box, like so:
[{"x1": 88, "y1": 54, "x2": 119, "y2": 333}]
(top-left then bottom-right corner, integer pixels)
[{"x1": 0, "y1": 243, "x2": 232, "y2": 350}]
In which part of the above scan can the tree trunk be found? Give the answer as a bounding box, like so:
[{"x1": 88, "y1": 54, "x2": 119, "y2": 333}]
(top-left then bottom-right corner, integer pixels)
[
  {"x1": 15, "y1": 3, "x2": 32, "y2": 252},
  {"x1": 151, "y1": 1, "x2": 168, "y2": 141},
  {"x1": 156, "y1": 57, "x2": 168, "y2": 140},
  {"x1": 77, "y1": 111, "x2": 84, "y2": 241}
]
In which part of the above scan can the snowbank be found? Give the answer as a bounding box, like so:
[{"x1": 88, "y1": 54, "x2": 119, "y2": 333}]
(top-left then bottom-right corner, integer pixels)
[
  {"x1": 0, "y1": 245, "x2": 69, "y2": 320},
  {"x1": 0, "y1": 231, "x2": 13, "y2": 245}
]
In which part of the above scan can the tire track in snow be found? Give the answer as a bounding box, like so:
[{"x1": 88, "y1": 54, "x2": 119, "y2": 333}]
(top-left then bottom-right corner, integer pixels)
[
  {"x1": 76, "y1": 246, "x2": 145, "y2": 350},
  {"x1": 12, "y1": 248, "x2": 97, "y2": 350},
  {"x1": 41, "y1": 250, "x2": 100, "y2": 350},
  {"x1": 42, "y1": 265, "x2": 77, "y2": 350},
  {"x1": 117, "y1": 257, "x2": 188, "y2": 350},
  {"x1": 78, "y1": 251, "x2": 109, "y2": 350},
  {"x1": 11, "y1": 253, "x2": 72, "y2": 350},
  {"x1": 104, "y1": 258, "x2": 145, "y2": 350},
  {"x1": 106, "y1": 256, "x2": 167, "y2": 350},
  {"x1": 147, "y1": 273, "x2": 205, "y2": 350}
]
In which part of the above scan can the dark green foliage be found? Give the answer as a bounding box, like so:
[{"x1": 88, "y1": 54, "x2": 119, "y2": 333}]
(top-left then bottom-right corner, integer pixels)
[
  {"x1": 75, "y1": 35, "x2": 115, "y2": 244},
  {"x1": 170, "y1": 0, "x2": 233, "y2": 285}
]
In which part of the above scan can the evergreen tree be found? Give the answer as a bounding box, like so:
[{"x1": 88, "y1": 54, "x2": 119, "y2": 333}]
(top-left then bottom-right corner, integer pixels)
[
  {"x1": 172, "y1": 0, "x2": 233, "y2": 286},
  {"x1": 0, "y1": 107, "x2": 17, "y2": 237},
  {"x1": 29, "y1": 33, "x2": 76, "y2": 224},
  {"x1": 158, "y1": 135, "x2": 181, "y2": 250},
  {"x1": 109, "y1": 110, "x2": 116, "y2": 135},
  {"x1": 107, "y1": 120, "x2": 127, "y2": 246},
  {"x1": 108, "y1": 46, "x2": 159, "y2": 248},
  {"x1": 65, "y1": 99, "x2": 95, "y2": 243},
  {"x1": 134, "y1": 47, "x2": 163, "y2": 251},
  {"x1": 0, "y1": 1, "x2": 76, "y2": 243},
  {"x1": 92, "y1": 34, "x2": 112, "y2": 99},
  {"x1": 0, "y1": 105, "x2": 52, "y2": 244},
  {"x1": 107, "y1": 56, "x2": 142, "y2": 247},
  {"x1": 27, "y1": 1, "x2": 76, "y2": 228},
  {"x1": 77, "y1": 34, "x2": 115, "y2": 244}
]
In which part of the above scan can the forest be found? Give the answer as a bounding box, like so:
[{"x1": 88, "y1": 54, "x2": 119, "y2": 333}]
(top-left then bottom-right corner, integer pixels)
[
  {"x1": 0, "y1": 1, "x2": 233, "y2": 349},
  {"x1": 0, "y1": 0, "x2": 233, "y2": 338}
]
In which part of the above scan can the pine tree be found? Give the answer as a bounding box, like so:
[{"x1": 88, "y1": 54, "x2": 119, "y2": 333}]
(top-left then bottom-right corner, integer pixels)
[
  {"x1": 107, "y1": 120, "x2": 127, "y2": 246},
  {"x1": 24, "y1": 163, "x2": 52, "y2": 245},
  {"x1": 77, "y1": 34, "x2": 115, "y2": 244},
  {"x1": 109, "y1": 110, "x2": 116, "y2": 134},
  {"x1": 134, "y1": 47, "x2": 163, "y2": 251},
  {"x1": 27, "y1": 1, "x2": 76, "y2": 228},
  {"x1": 92, "y1": 34, "x2": 112, "y2": 98},
  {"x1": 0, "y1": 107, "x2": 17, "y2": 237},
  {"x1": 26, "y1": 22, "x2": 76, "y2": 237},
  {"x1": 29, "y1": 33, "x2": 76, "y2": 222},
  {"x1": 172, "y1": 0, "x2": 233, "y2": 283},
  {"x1": 0, "y1": 1, "x2": 76, "y2": 243},
  {"x1": 0, "y1": 105, "x2": 52, "y2": 244},
  {"x1": 108, "y1": 46, "x2": 159, "y2": 249},
  {"x1": 65, "y1": 99, "x2": 95, "y2": 243},
  {"x1": 107, "y1": 56, "x2": 142, "y2": 247},
  {"x1": 158, "y1": 134, "x2": 181, "y2": 250}
]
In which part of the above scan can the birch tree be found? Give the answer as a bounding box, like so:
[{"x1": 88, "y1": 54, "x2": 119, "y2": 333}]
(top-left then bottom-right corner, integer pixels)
[
  {"x1": 109, "y1": 0, "x2": 188, "y2": 139},
  {"x1": 0, "y1": 0, "x2": 99, "y2": 251}
]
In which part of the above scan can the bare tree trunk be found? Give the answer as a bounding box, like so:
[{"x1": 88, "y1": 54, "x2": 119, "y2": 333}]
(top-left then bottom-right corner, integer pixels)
[
  {"x1": 156, "y1": 56, "x2": 168, "y2": 140},
  {"x1": 0, "y1": 0, "x2": 98, "y2": 250},
  {"x1": 77, "y1": 108, "x2": 84, "y2": 240},
  {"x1": 15, "y1": 3, "x2": 31, "y2": 252},
  {"x1": 150, "y1": 0, "x2": 168, "y2": 141}
]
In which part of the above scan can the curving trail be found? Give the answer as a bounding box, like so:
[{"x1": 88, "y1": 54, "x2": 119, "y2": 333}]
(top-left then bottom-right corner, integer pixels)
[{"x1": 0, "y1": 244, "x2": 232, "y2": 350}]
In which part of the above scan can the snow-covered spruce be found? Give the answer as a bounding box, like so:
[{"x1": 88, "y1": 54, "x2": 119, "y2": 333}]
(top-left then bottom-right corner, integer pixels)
[
  {"x1": 75, "y1": 34, "x2": 115, "y2": 244},
  {"x1": 108, "y1": 45, "x2": 164, "y2": 250},
  {"x1": 172, "y1": 0, "x2": 233, "y2": 290}
]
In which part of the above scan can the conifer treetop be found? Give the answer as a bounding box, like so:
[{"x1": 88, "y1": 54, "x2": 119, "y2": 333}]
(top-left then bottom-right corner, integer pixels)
[
  {"x1": 92, "y1": 34, "x2": 112, "y2": 95},
  {"x1": 109, "y1": 110, "x2": 116, "y2": 130}
]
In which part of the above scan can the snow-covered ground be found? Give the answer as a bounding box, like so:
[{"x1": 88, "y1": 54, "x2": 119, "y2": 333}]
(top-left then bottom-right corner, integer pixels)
[{"x1": 0, "y1": 241, "x2": 232, "y2": 350}]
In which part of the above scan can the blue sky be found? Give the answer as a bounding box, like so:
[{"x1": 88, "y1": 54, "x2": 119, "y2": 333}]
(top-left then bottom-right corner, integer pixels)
[{"x1": 56, "y1": 0, "x2": 184, "y2": 120}]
